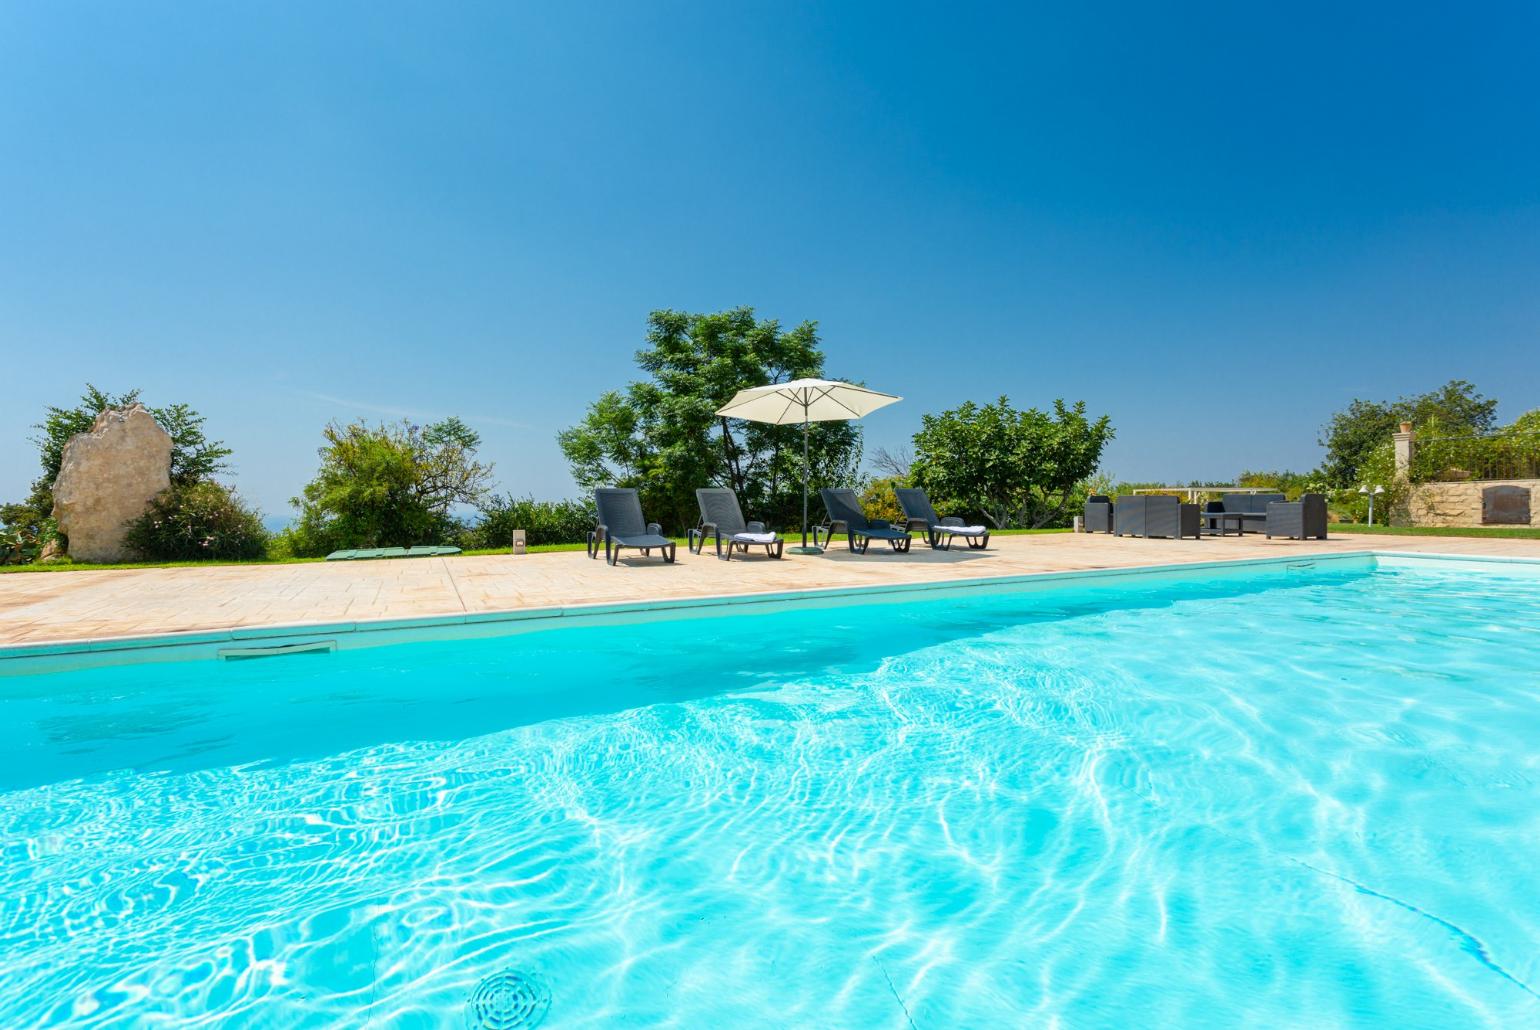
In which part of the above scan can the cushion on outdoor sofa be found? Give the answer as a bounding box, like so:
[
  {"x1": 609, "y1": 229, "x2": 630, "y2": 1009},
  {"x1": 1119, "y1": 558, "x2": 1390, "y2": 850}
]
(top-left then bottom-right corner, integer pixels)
[{"x1": 1220, "y1": 493, "x2": 1285, "y2": 515}]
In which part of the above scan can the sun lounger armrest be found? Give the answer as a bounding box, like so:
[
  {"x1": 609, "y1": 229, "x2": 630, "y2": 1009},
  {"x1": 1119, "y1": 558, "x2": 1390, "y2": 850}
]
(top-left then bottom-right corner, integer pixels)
[
  {"x1": 939, "y1": 516, "x2": 964, "y2": 527},
  {"x1": 647, "y1": 522, "x2": 662, "y2": 536},
  {"x1": 594, "y1": 522, "x2": 608, "y2": 538},
  {"x1": 746, "y1": 520, "x2": 766, "y2": 533}
]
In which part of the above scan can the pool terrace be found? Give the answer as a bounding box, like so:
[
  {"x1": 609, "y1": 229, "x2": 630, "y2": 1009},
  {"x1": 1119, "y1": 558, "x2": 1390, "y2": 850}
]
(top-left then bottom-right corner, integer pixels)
[{"x1": 5, "y1": 530, "x2": 1540, "y2": 655}]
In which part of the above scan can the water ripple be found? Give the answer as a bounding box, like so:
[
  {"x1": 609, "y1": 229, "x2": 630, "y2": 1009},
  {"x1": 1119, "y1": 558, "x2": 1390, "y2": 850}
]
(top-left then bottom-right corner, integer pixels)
[{"x1": 2, "y1": 564, "x2": 1539, "y2": 1025}]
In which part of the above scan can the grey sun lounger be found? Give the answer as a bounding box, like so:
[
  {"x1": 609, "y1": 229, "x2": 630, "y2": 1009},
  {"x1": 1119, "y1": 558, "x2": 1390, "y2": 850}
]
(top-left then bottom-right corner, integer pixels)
[
  {"x1": 687, "y1": 488, "x2": 784, "y2": 560},
  {"x1": 588, "y1": 488, "x2": 676, "y2": 566},
  {"x1": 894, "y1": 487, "x2": 990, "y2": 550},
  {"x1": 817, "y1": 488, "x2": 913, "y2": 554}
]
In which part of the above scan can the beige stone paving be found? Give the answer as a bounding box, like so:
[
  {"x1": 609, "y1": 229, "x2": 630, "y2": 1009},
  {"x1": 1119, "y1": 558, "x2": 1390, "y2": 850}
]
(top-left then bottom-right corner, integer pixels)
[{"x1": 3, "y1": 532, "x2": 1539, "y2": 647}]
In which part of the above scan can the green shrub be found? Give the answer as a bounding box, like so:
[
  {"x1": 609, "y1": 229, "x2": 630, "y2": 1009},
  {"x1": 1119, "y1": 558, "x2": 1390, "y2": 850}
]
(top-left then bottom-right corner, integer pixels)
[
  {"x1": 1, "y1": 518, "x2": 58, "y2": 565},
  {"x1": 269, "y1": 525, "x2": 321, "y2": 560},
  {"x1": 1318, "y1": 443, "x2": 1407, "y2": 524},
  {"x1": 1, "y1": 498, "x2": 57, "y2": 566},
  {"x1": 1358, "y1": 442, "x2": 1408, "y2": 524},
  {"x1": 124, "y1": 482, "x2": 268, "y2": 561},
  {"x1": 858, "y1": 476, "x2": 905, "y2": 526},
  {"x1": 464, "y1": 495, "x2": 596, "y2": 549}
]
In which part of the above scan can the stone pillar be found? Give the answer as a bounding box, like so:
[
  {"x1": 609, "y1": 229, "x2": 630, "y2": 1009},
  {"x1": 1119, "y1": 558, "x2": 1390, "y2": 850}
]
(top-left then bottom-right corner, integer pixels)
[
  {"x1": 51, "y1": 405, "x2": 173, "y2": 562},
  {"x1": 1392, "y1": 422, "x2": 1415, "y2": 479}
]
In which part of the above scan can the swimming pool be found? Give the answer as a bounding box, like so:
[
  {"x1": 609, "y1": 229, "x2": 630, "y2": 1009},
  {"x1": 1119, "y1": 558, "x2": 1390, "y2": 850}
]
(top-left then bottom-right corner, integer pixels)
[{"x1": 3, "y1": 555, "x2": 1538, "y2": 1026}]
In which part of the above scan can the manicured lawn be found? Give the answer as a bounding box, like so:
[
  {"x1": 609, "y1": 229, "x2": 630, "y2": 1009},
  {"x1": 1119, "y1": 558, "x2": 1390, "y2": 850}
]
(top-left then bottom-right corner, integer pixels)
[
  {"x1": 4, "y1": 527, "x2": 1072, "y2": 572},
  {"x1": 11, "y1": 523, "x2": 1540, "y2": 572},
  {"x1": 1332, "y1": 522, "x2": 1540, "y2": 539},
  {"x1": 463, "y1": 526, "x2": 1068, "y2": 558}
]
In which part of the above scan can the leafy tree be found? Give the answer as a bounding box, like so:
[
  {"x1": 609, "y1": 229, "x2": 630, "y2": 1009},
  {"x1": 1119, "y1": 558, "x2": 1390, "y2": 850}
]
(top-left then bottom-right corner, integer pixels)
[
  {"x1": 1235, "y1": 469, "x2": 1325, "y2": 499},
  {"x1": 558, "y1": 308, "x2": 862, "y2": 532},
  {"x1": 1318, "y1": 379, "x2": 1497, "y2": 487},
  {"x1": 33, "y1": 385, "x2": 143, "y2": 490},
  {"x1": 33, "y1": 385, "x2": 233, "y2": 491},
  {"x1": 910, "y1": 397, "x2": 1114, "y2": 528},
  {"x1": 1506, "y1": 409, "x2": 1540, "y2": 435},
  {"x1": 156, "y1": 404, "x2": 236, "y2": 487},
  {"x1": 283, "y1": 417, "x2": 493, "y2": 555}
]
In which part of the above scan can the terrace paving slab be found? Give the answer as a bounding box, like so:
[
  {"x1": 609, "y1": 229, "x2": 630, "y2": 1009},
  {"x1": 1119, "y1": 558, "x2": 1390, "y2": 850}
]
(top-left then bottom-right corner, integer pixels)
[{"x1": 3, "y1": 532, "x2": 1539, "y2": 648}]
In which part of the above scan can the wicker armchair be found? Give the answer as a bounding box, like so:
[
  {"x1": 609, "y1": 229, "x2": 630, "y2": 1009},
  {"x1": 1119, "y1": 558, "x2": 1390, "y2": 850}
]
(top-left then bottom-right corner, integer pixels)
[
  {"x1": 1084, "y1": 495, "x2": 1114, "y2": 534},
  {"x1": 1265, "y1": 494, "x2": 1329, "y2": 540}
]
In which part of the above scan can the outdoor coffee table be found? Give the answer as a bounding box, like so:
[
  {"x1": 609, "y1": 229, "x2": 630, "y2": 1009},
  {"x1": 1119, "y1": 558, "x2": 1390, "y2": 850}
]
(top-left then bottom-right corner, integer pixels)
[{"x1": 1202, "y1": 512, "x2": 1247, "y2": 536}]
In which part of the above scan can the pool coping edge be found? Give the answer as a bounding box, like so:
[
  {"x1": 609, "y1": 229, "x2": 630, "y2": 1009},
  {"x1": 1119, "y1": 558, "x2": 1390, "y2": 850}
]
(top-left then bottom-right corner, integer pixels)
[{"x1": 3, "y1": 549, "x2": 1536, "y2": 669}]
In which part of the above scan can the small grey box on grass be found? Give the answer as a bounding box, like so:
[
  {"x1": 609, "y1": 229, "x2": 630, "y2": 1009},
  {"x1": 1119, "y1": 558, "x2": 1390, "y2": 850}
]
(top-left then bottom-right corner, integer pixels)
[{"x1": 511, "y1": 529, "x2": 527, "y2": 555}]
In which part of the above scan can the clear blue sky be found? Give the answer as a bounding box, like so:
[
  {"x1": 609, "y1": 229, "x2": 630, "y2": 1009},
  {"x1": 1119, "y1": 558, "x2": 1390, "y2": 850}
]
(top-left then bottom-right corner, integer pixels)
[{"x1": 3, "y1": 2, "x2": 1537, "y2": 517}]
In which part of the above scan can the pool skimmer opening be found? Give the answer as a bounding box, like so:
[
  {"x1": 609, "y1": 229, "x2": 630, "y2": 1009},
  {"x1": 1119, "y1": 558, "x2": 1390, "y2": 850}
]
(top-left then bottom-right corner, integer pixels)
[
  {"x1": 217, "y1": 640, "x2": 337, "y2": 660},
  {"x1": 465, "y1": 969, "x2": 550, "y2": 1029}
]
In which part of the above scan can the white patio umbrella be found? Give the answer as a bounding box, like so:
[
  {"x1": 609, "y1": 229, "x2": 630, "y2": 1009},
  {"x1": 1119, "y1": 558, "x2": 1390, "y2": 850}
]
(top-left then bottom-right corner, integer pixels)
[{"x1": 715, "y1": 378, "x2": 901, "y2": 554}]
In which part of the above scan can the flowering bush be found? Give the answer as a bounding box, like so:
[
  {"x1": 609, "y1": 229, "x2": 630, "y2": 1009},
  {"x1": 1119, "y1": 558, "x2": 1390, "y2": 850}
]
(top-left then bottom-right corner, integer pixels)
[{"x1": 124, "y1": 482, "x2": 268, "y2": 561}]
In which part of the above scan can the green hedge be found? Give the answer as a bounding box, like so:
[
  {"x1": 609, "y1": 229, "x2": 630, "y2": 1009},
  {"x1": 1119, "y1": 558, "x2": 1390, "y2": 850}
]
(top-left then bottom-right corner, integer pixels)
[{"x1": 462, "y1": 495, "x2": 596, "y2": 549}]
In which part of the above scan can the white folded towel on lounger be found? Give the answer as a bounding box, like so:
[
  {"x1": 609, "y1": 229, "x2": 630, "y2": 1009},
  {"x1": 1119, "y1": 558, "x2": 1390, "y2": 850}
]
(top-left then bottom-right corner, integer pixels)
[
  {"x1": 732, "y1": 532, "x2": 779, "y2": 544},
  {"x1": 935, "y1": 524, "x2": 988, "y2": 535}
]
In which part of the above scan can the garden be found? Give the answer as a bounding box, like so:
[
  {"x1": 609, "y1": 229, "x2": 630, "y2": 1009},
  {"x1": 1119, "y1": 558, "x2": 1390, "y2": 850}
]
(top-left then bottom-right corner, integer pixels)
[{"x1": 4, "y1": 317, "x2": 1538, "y2": 571}]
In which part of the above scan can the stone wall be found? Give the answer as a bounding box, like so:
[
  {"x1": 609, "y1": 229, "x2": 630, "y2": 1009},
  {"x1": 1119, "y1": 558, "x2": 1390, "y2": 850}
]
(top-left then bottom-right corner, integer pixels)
[{"x1": 1408, "y1": 479, "x2": 1540, "y2": 528}]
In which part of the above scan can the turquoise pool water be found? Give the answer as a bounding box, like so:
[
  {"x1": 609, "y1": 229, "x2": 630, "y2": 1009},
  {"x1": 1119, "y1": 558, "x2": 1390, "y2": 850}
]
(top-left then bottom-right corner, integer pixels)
[{"x1": 3, "y1": 558, "x2": 1539, "y2": 1027}]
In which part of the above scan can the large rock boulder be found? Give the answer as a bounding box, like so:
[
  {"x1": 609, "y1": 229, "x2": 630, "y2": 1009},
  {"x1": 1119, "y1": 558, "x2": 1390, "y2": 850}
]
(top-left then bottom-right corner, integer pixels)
[{"x1": 51, "y1": 405, "x2": 173, "y2": 562}]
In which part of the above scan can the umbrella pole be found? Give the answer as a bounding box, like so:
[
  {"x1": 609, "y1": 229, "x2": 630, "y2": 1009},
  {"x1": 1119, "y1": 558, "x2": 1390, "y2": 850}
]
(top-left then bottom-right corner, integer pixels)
[
  {"x1": 790, "y1": 408, "x2": 822, "y2": 554},
  {"x1": 802, "y1": 419, "x2": 809, "y2": 548}
]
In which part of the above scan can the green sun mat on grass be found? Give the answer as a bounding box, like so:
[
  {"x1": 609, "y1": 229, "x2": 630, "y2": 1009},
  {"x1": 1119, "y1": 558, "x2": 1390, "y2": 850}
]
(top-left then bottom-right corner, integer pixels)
[{"x1": 324, "y1": 546, "x2": 463, "y2": 561}]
